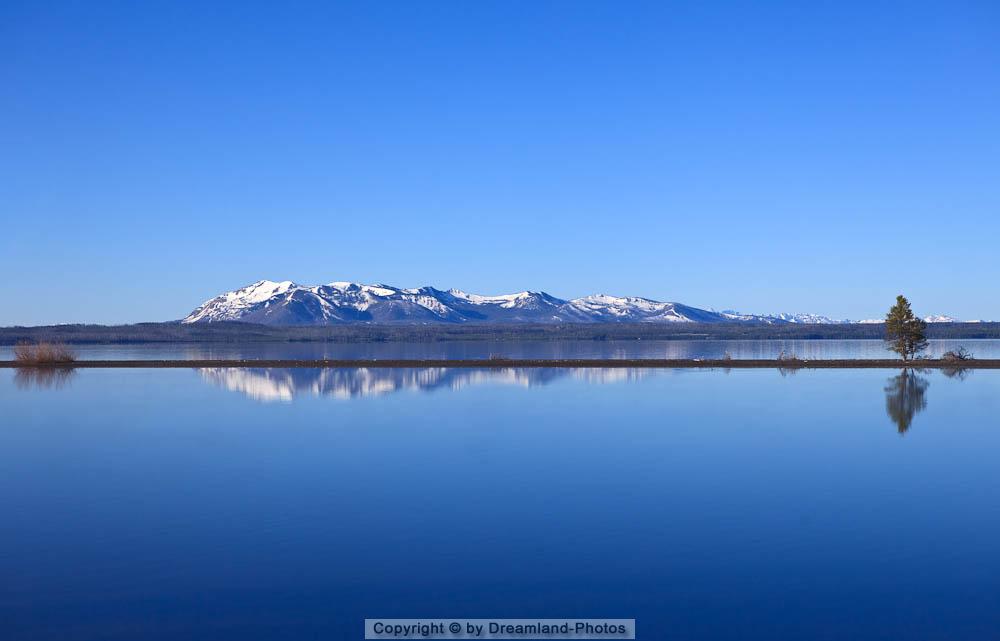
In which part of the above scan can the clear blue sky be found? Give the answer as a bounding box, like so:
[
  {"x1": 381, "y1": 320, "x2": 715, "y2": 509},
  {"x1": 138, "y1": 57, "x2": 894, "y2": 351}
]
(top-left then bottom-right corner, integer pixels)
[{"x1": 2, "y1": 1, "x2": 998, "y2": 325}]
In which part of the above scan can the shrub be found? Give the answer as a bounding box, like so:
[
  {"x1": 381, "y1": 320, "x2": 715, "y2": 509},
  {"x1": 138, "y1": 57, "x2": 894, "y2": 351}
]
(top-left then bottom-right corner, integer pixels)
[
  {"x1": 941, "y1": 346, "x2": 973, "y2": 362},
  {"x1": 12, "y1": 341, "x2": 77, "y2": 365}
]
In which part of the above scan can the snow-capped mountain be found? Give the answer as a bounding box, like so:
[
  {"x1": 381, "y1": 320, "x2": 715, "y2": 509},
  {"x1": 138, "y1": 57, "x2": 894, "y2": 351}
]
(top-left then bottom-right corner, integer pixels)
[
  {"x1": 851, "y1": 315, "x2": 968, "y2": 324},
  {"x1": 719, "y1": 310, "x2": 846, "y2": 324},
  {"x1": 181, "y1": 280, "x2": 962, "y2": 326},
  {"x1": 184, "y1": 281, "x2": 582, "y2": 325},
  {"x1": 183, "y1": 280, "x2": 774, "y2": 325}
]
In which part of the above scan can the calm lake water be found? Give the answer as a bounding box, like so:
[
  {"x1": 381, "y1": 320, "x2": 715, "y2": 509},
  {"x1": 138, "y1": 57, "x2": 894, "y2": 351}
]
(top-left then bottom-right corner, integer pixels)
[
  {"x1": 3, "y1": 338, "x2": 1000, "y2": 360},
  {"x1": 3, "y1": 366, "x2": 1000, "y2": 640}
]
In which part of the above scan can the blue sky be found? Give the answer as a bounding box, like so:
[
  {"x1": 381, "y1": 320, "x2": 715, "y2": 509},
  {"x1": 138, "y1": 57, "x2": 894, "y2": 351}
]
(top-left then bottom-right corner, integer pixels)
[{"x1": 2, "y1": 1, "x2": 998, "y2": 325}]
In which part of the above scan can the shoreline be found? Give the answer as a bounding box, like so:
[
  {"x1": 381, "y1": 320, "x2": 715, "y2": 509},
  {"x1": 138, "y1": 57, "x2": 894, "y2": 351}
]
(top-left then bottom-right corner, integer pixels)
[{"x1": 1, "y1": 359, "x2": 996, "y2": 369}]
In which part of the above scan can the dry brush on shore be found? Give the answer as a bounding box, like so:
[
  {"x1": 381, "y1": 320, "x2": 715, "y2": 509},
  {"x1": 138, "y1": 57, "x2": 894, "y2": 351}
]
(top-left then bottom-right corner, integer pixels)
[{"x1": 13, "y1": 341, "x2": 77, "y2": 365}]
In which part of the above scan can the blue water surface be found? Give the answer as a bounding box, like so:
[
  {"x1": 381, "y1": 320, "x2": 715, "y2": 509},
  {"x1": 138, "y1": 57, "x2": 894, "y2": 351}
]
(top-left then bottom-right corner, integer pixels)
[{"x1": 2, "y1": 366, "x2": 999, "y2": 640}]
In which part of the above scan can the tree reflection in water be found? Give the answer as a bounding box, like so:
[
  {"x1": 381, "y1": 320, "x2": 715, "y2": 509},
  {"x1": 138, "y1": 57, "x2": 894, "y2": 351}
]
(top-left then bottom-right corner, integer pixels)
[{"x1": 884, "y1": 369, "x2": 930, "y2": 435}]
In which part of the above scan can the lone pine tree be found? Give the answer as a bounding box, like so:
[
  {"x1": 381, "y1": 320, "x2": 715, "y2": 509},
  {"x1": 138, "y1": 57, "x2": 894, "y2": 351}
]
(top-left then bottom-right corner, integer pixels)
[{"x1": 885, "y1": 295, "x2": 928, "y2": 361}]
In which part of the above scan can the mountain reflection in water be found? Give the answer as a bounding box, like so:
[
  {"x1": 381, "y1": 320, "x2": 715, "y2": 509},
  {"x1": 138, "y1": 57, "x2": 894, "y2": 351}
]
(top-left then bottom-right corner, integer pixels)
[
  {"x1": 197, "y1": 367, "x2": 653, "y2": 402},
  {"x1": 10, "y1": 365, "x2": 975, "y2": 437}
]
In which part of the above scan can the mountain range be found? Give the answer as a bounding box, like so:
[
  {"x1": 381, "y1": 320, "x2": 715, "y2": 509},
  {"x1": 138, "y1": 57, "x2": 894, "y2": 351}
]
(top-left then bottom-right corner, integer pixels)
[{"x1": 181, "y1": 280, "x2": 964, "y2": 326}]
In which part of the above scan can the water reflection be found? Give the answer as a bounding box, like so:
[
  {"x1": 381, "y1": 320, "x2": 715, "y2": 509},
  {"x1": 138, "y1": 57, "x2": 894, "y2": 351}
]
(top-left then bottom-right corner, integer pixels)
[
  {"x1": 884, "y1": 370, "x2": 930, "y2": 435},
  {"x1": 198, "y1": 367, "x2": 652, "y2": 402},
  {"x1": 941, "y1": 366, "x2": 973, "y2": 381},
  {"x1": 8, "y1": 365, "x2": 974, "y2": 441},
  {"x1": 13, "y1": 367, "x2": 76, "y2": 390}
]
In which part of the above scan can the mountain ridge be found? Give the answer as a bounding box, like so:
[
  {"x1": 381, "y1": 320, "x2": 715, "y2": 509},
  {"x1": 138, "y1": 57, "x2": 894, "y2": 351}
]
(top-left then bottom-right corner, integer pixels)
[{"x1": 182, "y1": 280, "x2": 967, "y2": 326}]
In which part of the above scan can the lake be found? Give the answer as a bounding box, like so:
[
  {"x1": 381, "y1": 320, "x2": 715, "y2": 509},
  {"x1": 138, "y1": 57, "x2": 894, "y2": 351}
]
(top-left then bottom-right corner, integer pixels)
[
  {"x1": 3, "y1": 338, "x2": 1000, "y2": 361},
  {"x1": 3, "y1": 365, "x2": 999, "y2": 640}
]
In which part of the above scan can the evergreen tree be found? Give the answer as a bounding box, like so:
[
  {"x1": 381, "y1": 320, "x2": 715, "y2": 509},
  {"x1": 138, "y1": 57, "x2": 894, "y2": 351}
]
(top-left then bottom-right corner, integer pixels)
[{"x1": 885, "y1": 295, "x2": 928, "y2": 360}]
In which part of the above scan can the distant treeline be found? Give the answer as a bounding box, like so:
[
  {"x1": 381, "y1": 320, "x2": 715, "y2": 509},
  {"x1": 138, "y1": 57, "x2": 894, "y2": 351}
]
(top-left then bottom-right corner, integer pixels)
[{"x1": 3, "y1": 321, "x2": 1000, "y2": 344}]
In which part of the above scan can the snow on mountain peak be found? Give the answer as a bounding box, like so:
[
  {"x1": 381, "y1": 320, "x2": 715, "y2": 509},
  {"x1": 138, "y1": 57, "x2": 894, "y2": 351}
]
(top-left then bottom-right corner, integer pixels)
[
  {"x1": 181, "y1": 279, "x2": 969, "y2": 327},
  {"x1": 247, "y1": 280, "x2": 295, "y2": 296}
]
